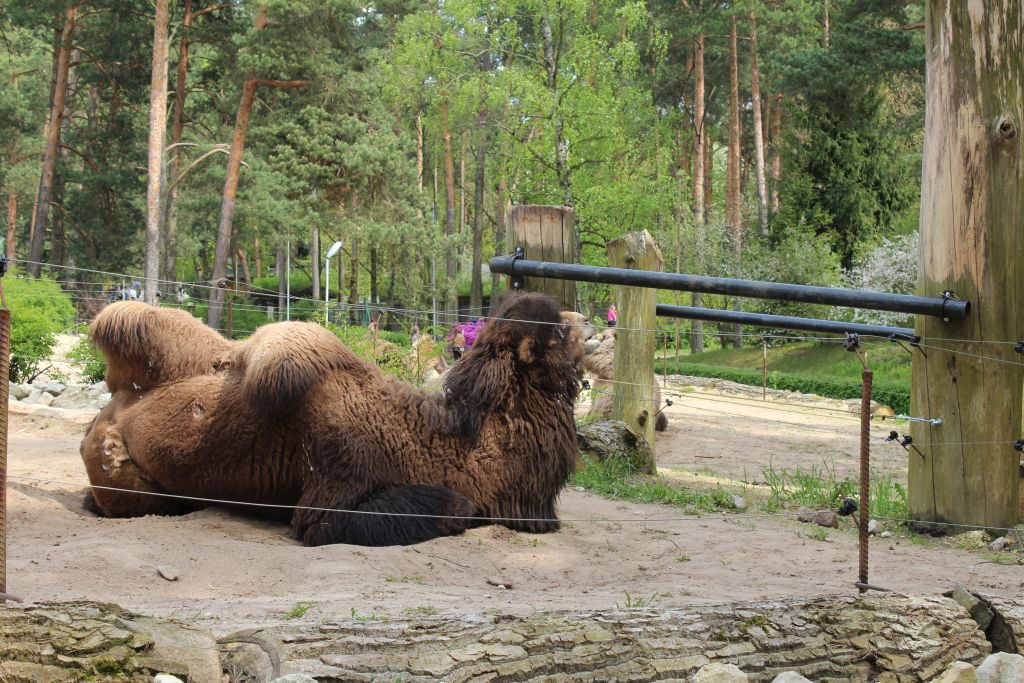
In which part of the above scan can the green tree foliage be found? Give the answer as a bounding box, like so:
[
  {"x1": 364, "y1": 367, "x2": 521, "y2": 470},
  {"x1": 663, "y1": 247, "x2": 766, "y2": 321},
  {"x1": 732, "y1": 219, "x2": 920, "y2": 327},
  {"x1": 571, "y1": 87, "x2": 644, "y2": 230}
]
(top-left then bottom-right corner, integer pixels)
[
  {"x1": 7, "y1": 273, "x2": 76, "y2": 381},
  {"x1": 0, "y1": 0, "x2": 927, "y2": 338}
]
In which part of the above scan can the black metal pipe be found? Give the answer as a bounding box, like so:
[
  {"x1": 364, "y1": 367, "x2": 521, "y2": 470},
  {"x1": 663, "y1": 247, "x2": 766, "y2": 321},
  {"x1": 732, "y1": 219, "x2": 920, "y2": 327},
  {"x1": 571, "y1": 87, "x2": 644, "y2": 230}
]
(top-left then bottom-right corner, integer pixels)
[
  {"x1": 655, "y1": 304, "x2": 919, "y2": 342},
  {"x1": 490, "y1": 255, "x2": 969, "y2": 320}
]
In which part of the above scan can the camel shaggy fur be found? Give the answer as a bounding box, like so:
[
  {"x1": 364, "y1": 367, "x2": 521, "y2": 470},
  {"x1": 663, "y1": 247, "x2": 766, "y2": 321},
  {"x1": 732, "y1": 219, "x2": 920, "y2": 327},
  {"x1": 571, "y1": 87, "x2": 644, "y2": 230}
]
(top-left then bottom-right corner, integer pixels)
[
  {"x1": 580, "y1": 330, "x2": 668, "y2": 432},
  {"x1": 80, "y1": 293, "x2": 594, "y2": 546}
]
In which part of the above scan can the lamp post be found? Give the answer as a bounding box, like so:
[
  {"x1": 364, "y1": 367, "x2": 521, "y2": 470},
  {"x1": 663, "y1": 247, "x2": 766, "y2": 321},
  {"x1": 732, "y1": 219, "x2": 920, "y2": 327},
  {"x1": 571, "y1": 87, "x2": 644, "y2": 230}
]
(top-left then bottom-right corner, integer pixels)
[{"x1": 325, "y1": 240, "x2": 343, "y2": 324}]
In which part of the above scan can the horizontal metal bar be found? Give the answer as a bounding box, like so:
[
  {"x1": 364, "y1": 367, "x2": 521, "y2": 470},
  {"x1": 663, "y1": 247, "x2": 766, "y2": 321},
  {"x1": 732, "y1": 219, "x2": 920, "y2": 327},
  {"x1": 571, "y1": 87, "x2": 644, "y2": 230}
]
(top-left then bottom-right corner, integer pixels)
[
  {"x1": 490, "y1": 255, "x2": 969, "y2": 320},
  {"x1": 655, "y1": 304, "x2": 920, "y2": 342}
]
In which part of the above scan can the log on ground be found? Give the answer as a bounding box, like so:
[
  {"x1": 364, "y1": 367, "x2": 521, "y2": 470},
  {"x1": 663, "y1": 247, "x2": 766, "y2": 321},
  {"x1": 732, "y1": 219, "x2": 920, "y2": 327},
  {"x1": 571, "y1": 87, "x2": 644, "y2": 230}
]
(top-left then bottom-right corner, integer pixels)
[{"x1": 229, "y1": 594, "x2": 1008, "y2": 682}]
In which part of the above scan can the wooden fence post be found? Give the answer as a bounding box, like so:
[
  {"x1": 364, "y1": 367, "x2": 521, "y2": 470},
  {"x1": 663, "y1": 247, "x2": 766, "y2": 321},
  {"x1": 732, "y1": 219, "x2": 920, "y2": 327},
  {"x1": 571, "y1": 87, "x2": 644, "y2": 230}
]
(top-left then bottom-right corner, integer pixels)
[
  {"x1": 909, "y1": 1, "x2": 1023, "y2": 530},
  {"x1": 607, "y1": 231, "x2": 663, "y2": 473},
  {"x1": 507, "y1": 205, "x2": 576, "y2": 311}
]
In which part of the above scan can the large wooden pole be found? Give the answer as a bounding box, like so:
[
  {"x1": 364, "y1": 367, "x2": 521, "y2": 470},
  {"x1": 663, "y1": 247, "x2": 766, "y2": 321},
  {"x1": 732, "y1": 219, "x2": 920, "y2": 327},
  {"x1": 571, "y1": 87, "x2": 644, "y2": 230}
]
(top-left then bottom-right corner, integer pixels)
[
  {"x1": 909, "y1": 1, "x2": 1023, "y2": 530},
  {"x1": 507, "y1": 205, "x2": 576, "y2": 311},
  {"x1": 607, "y1": 230, "x2": 663, "y2": 472}
]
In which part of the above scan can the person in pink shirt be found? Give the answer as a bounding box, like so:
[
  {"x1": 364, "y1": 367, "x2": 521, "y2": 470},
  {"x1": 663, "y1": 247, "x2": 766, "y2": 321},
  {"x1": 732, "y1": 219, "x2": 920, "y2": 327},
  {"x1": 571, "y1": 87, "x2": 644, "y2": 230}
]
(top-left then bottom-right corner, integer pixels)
[{"x1": 607, "y1": 303, "x2": 617, "y2": 328}]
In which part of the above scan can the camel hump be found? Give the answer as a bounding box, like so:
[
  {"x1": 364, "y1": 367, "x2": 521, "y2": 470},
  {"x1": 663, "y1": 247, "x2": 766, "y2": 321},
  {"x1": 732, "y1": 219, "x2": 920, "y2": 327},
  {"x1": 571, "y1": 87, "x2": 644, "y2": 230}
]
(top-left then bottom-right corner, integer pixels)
[
  {"x1": 232, "y1": 321, "x2": 366, "y2": 411},
  {"x1": 91, "y1": 301, "x2": 232, "y2": 393}
]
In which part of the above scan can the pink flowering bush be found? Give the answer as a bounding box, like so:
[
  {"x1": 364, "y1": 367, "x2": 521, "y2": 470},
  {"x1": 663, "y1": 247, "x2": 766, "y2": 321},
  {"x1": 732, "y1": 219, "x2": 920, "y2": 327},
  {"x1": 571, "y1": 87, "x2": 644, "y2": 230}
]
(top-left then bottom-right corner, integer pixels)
[{"x1": 451, "y1": 319, "x2": 486, "y2": 347}]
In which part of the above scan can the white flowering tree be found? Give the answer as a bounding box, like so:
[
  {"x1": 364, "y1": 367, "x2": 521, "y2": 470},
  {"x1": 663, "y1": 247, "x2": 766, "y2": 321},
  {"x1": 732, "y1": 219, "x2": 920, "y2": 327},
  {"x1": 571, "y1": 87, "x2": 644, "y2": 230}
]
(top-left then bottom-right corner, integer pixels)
[{"x1": 841, "y1": 233, "x2": 919, "y2": 327}]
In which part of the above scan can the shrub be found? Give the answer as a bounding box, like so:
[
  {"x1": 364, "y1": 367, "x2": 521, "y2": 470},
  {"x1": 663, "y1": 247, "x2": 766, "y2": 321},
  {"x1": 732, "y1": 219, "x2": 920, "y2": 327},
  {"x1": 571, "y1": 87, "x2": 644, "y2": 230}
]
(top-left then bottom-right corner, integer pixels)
[
  {"x1": 7, "y1": 275, "x2": 76, "y2": 382},
  {"x1": 67, "y1": 335, "x2": 107, "y2": 384}
]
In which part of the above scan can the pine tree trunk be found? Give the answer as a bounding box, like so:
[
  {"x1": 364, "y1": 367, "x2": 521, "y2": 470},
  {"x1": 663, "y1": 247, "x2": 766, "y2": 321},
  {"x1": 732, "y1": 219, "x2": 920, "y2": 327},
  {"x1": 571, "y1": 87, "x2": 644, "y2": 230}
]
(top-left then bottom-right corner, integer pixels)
[
  {"x1": 690, "y1": 33, "x2": 706, "y2": 355},
  {"x1": 254, "y1": 236, "x2": 262, "y2": 278},
  {"x1": 370, "y1": 245, "x2": 378, "y2": 305},
  {"x1": 27, "y1": 5, "x2": 77, "y2": 278},
  {"x1": 489, "y1": 143, "x2": 508, "y2": 313},
  {"x1": 727, "y1": 15, "x2": 743, "y2": 348},
  {"x1": 441, "y1": 95, "x2": 459, "y2": 321},
  {"x1": 275, "y1": 247, "x2": 285, "y2": 320},
  {"x1": 235, "y1": 247, "x2": 250, "y2": 286},
  {"x1": 470, "y1": 114, "x2": 487, "y2": 317},
  {"x1": 5, "y1": 190, "x2": 15, "y2": 262},
  {"x1": 749, "y1": 10, "x2": 768, "y2": 238},
  {"x1": 769, "y1": 93, "x2": 782, "y2": 212},
  {"x1": 347, "y1": 235, "x2": 359, "y2": 323},
  {"x1": 161, "y1": 0, "x2": 195, "y2": 285},
  {"x1": 209, "y1": 5, "x2": 266, "y2": 328},
  {"x1": 311, "y1": 218, "x2": 320, "y2": 301},
  {"x1": 144, "y1": 0, "x2": 170, "y2": 304}
]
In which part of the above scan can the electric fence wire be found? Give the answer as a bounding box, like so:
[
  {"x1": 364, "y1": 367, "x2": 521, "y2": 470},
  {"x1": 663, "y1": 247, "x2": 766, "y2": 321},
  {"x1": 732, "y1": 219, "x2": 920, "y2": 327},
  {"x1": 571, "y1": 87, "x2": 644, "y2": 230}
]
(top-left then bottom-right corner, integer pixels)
[
  {"x1": 7, "y1": 474, "x2": 1022, "y2": 536},
  {"x1": 12, "y1": 258, "x2": 1024, "y2": 348}
]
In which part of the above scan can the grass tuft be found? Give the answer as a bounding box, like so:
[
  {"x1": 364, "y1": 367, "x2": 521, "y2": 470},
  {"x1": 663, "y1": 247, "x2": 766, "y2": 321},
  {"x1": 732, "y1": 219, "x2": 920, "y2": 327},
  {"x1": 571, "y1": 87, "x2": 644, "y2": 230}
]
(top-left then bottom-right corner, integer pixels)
[{"x1": 572, "y1": 456, "x2": 735, "y2": 512}]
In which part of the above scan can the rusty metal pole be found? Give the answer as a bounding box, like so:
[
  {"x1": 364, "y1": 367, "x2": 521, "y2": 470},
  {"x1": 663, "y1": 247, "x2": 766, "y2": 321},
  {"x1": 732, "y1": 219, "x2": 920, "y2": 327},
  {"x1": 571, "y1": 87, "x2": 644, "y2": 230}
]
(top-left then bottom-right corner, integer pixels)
[
  {"x1": 857, "y1": 368, "x2": 873, "y2": 593},
  {"x1": 0, "y1": 286, "x2": 9, "y2": 598}
]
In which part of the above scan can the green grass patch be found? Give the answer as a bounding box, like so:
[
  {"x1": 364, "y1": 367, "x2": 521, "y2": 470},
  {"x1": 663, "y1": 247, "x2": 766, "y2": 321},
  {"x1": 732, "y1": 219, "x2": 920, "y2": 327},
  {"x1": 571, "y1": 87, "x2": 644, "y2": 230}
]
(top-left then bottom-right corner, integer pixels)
[
  {"x1": 282, "y1": 602, "x2": 314, "y2": 620},
  {"x1": 657, "y1": 343, "x2": 911, "y2": 414},
  {"x1": 762, "y1": 463, "x2": 907, "y2": 519},
  {"x1": 571, "y1": 456, "x2": 735, "y2": 512}
]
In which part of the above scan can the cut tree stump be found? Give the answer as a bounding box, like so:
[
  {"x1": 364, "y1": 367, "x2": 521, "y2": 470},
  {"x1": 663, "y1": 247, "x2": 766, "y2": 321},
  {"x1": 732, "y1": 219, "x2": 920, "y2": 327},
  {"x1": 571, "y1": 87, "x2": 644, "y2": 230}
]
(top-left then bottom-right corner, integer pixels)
[{"x1": 3, "y1": 593, "x2": 1020, "y2": 682}]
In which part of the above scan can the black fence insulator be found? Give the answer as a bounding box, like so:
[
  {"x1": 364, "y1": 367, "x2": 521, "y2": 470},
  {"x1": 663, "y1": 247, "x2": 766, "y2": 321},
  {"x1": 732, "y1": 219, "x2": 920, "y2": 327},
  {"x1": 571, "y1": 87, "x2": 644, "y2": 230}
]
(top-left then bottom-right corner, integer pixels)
[
  {"x1": 837, "y1": 498, "x2": 858, "y2": 516},
  {"x1": 1014, "y1": 439, "x2": 1024, "y2": 453},
  {"x1": 581, "y1": 380, "x2": 591, "y2": 391},
  {"x1": 886, "y1": 431, "x2": 900, "y2": 442},
  {"x1": 844, "y1": 334, "x2": 861, "y2": 352},
  {"x1": 901, "y1": 435, "x2": 913, "y2": 448},
  {"x1": 1014, "y1": 342, "x2": 1024, "y2": 354}
]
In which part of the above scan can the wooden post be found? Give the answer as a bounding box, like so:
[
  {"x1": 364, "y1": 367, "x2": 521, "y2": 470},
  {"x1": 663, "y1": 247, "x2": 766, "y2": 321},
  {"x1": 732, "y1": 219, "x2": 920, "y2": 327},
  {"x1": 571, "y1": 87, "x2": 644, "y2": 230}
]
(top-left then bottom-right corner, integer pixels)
[
  {"x1": 507, "y1": 205, "x2": 576, "y2": 311},
  {"x1": 909, "y1": 1, "x2": 1023, "y2": 530},
  {"x1": 607, "y1": 231, "x2": 663, "y2": 473},
  {"x1": 762, "y1": 339, "x2": 768, "y2": 400}
]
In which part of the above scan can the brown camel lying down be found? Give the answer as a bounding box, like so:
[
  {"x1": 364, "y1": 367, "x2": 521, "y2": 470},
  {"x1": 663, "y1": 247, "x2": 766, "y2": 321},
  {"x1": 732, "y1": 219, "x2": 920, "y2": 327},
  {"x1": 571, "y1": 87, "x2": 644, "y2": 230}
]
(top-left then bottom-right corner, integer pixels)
[
  {"x1": 80, "y1": 293, "x2": 595, "y2": 546},
  {"x1": 580, "y1": 330, "x2": 669, "y2": 432}
]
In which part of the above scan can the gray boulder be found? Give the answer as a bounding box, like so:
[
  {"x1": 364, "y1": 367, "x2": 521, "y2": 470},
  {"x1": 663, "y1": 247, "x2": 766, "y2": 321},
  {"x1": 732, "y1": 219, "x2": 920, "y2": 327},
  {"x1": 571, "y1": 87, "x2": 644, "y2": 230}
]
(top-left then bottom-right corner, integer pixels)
[{"x1": 977, "y1": 652, "x2": 1024, "y2": 683}]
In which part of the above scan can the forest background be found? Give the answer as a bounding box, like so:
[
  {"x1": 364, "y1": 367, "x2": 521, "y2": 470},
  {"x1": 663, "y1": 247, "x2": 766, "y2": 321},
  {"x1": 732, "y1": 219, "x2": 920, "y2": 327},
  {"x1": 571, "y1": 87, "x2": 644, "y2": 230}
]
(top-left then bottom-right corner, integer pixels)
[{"x1": 0, "y1": 0, "x2": 926, "y2": 348}]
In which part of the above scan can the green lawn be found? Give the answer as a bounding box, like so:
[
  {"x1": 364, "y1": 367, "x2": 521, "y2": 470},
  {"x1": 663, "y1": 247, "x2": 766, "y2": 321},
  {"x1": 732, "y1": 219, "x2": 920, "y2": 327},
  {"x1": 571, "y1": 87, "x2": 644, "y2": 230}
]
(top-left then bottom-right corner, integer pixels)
[{"x1": 656, "y1": 341, "x2": 912, "y2": 413}]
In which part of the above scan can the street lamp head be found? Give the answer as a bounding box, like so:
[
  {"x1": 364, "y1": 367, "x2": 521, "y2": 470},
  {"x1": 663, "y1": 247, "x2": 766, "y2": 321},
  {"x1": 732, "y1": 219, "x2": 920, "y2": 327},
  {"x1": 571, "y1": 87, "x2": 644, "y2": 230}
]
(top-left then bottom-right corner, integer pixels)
[{"x1": 326, "y1": 241, "x2": 343, "y2": 259}]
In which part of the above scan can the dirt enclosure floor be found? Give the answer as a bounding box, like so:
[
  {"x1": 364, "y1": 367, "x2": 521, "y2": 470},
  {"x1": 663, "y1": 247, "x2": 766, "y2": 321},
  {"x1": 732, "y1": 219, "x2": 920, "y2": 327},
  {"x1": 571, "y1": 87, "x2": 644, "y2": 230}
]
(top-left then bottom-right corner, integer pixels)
[{"x1": 7, "y1": 381, "x2": 1024, "y2": 637}]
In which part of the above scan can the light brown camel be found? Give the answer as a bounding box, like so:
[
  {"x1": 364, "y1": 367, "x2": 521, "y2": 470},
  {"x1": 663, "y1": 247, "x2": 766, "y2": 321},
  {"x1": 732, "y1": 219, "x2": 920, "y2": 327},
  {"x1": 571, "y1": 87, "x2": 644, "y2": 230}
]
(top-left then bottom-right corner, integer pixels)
[
  {"x1": 80, "y1": 294, "x2": 596, "y2": 546},
  {"x1": 580, "y1": 329, "x2": 669, "y2": 432}
]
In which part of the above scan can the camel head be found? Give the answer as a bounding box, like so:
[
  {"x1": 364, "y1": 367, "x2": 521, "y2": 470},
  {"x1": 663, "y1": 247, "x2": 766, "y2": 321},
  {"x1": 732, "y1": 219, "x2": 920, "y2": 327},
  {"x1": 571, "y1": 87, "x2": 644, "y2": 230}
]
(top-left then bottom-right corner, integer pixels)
[{"x1": 443, "y1": 293, "x2": 594, "y2": 443}]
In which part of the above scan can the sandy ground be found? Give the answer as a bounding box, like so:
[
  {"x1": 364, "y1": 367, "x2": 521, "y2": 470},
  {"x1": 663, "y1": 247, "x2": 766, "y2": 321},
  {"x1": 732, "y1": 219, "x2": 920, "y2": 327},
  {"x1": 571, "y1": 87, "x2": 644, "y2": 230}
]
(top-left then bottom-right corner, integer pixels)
[{"x1": 6, "y1": 388, "x2": 1021, "y2": 637}]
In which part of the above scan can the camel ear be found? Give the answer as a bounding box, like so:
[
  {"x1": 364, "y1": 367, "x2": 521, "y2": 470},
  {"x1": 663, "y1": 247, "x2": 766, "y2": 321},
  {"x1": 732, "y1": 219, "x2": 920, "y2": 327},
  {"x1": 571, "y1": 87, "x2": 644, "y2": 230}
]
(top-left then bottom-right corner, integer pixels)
[
  {"x1": 443, "y1": 348, "x2": 514, "y2": 444},
  {"x1": 90, "y1": 302, "x2": 232, "y2": 393},
  {"x1": 235, "y1": 322, "x2": 367, "y2": 411}
]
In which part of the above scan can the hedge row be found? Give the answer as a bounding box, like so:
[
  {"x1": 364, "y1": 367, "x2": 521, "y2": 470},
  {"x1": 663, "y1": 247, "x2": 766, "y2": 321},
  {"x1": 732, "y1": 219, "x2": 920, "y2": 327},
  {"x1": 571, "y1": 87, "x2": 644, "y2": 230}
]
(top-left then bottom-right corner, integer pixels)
[{"x1": 655, "y1": 361, "x2": 910, "y2": 415}]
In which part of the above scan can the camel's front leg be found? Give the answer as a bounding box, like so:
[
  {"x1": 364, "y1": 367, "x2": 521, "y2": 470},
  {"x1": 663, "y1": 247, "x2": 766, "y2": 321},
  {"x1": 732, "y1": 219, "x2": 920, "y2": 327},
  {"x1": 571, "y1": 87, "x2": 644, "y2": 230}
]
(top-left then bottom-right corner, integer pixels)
[
  {"x1": 80, "y1": 419, "x2": 190, "y2": 518},
  {"x1": 292, "y1": 483, "x2": 476, "y2": 547}
]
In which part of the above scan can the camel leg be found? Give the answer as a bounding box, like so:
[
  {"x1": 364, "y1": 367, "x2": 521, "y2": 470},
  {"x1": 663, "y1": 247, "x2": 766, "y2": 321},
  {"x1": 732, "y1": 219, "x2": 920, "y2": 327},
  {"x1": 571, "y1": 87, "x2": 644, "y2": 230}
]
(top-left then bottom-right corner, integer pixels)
[{"x1": 295, "y1": 485, "x2": 476, "y2": 547}]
